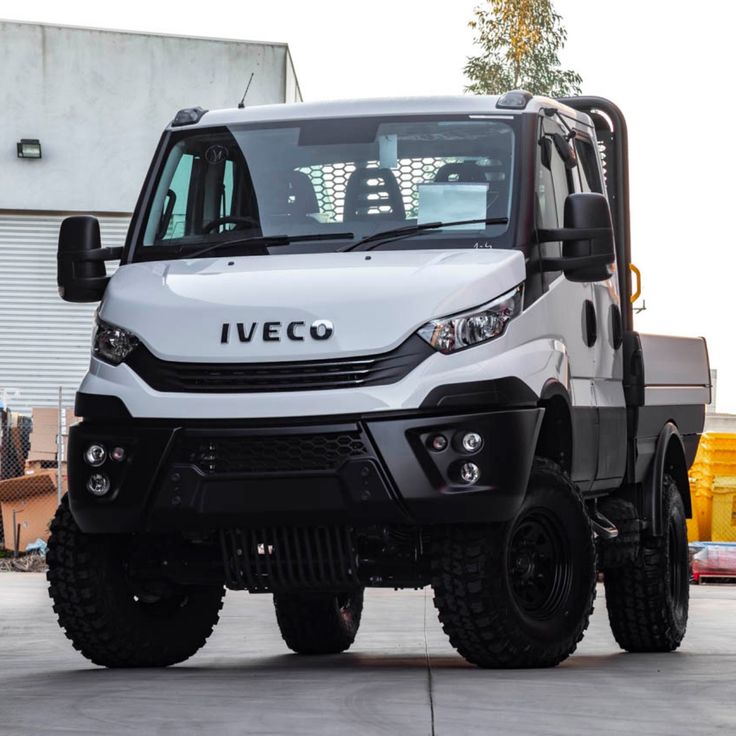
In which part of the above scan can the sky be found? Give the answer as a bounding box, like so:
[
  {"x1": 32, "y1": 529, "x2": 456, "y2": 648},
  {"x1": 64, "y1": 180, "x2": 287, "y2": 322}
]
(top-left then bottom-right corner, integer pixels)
[{"x1": 1, "y1": 0, "x2": 735, "y2": 411}]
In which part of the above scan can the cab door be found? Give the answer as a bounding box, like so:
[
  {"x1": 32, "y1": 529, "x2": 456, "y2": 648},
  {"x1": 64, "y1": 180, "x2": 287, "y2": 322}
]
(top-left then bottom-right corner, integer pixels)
[
  {"x1": 535, "y1": 118, "x2": 599, "y2": 490},
  {"x1": 572, "y1": 133, "x2": 626, "y2": 487}
]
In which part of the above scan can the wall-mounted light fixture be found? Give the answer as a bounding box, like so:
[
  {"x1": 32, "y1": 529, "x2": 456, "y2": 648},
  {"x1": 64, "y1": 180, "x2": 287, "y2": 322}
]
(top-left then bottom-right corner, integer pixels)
[{"x1": 17, "y1": 139, "x2": 42, "y2": 159}]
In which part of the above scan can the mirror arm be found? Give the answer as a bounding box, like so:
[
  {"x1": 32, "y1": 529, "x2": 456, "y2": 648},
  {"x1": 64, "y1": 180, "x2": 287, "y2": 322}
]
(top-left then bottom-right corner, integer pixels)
[
  {"x1": 537, "y1": 228, "x2": 611, "y2": 242},
  {"x1": 540, "y1": 253, "x2": 613, "y2": 272}
]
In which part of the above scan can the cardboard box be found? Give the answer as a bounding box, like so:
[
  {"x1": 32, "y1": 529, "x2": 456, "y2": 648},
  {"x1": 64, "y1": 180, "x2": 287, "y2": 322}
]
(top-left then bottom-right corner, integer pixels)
[{"x1": 0, "y1": 471, "x2": 59, "y2": 551}]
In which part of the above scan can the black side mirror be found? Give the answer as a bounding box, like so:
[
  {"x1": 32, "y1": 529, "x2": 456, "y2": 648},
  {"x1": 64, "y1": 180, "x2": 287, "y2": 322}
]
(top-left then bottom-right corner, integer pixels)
[
  {"x1": 562, "y1": 193, "x2": 615, "y2": 282},
  {"x1": 538, "y1": 192, "x2": 615, "y2": 283},
  {"x1": 57, "y1": 216, "x2": 121, "y2": 302}
]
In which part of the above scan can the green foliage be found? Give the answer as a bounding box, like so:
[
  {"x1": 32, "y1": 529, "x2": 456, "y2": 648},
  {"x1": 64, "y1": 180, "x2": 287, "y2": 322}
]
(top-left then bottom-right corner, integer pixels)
[{"x1": 465, "y1": 0, "x2": 582, "y2": 97}]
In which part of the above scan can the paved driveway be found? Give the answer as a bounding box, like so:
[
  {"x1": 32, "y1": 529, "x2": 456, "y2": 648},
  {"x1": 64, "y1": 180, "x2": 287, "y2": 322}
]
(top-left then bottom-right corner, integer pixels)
[{"x1": 0, "y1": 574, "x2": 734, "y2": 735}]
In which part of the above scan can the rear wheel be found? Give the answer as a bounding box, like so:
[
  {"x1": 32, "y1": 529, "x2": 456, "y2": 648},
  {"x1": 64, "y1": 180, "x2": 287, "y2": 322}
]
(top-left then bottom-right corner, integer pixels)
[
  {"x1": 431, "y1": 459, "x2": 596, "y2": 668},
  {"x1": 47, "y1": 496, "x2": 225, "y2": 668},
  {"x1": 274, "y1": 589, "x2": 364, "y2": 654},
  {"x1": 603, "y1": 473, "x2": 689, "y2": 652}
]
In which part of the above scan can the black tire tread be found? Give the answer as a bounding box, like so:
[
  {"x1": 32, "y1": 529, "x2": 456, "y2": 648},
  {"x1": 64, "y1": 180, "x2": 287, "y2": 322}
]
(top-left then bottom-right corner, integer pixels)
[
  {"x1": 274, "y1": 590, "x2": 364, "y2": 655},
  {"x1": 597, "y1": 497, "x2": 641, "y2": 569},
  {"x1": 47, "y1": 496, "x2": 225, "y2": 668},
  {"x1": 431, "y1": 458, "x2": 596, "y2": 668},
  {"x1": 603, "y1": 474, "x2": 688, "y2": 652}
]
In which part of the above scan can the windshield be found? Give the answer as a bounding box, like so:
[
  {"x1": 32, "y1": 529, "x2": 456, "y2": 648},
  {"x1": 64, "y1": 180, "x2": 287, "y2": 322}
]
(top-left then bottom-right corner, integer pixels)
[{"x1": 134, "y1": 115, "x2": 518, "y2": 261}]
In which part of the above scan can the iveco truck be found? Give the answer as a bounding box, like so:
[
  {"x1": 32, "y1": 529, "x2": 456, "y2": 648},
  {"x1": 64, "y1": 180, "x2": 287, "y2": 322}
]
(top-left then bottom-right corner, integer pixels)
[{"x1": 48, "y1": 92, "x2": 710, "y2": 669}]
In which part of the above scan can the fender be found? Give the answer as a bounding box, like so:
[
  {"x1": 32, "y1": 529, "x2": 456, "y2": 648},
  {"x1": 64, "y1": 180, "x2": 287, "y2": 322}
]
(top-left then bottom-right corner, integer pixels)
[{"x1": 644, "y1": 421, "x2": 691, "y2": 536}]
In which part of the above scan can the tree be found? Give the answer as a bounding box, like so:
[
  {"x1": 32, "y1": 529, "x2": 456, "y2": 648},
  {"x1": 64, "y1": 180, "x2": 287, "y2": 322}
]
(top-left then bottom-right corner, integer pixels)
[{"x1": 465, "y1": 0, "x2": 582, "y2": 97}]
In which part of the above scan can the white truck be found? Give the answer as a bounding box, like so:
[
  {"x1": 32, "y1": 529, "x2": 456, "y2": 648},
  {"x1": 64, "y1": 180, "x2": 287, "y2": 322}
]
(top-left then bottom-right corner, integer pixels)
[{"x1": 49, "y1": 92, "x2": 710, "y2": 669}]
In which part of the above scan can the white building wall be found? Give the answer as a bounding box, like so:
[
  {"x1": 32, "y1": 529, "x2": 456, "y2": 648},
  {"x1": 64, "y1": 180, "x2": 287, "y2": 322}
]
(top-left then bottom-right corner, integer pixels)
[{"x1": 0, "y1": 21, "x2": 301, "y2": 213}]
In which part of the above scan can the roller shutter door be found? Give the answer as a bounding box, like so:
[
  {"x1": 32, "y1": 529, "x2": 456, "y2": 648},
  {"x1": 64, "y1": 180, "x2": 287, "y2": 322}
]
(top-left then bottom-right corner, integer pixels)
[{"x1": 0, "y1": 214, "x2": 129, "y2": 413}]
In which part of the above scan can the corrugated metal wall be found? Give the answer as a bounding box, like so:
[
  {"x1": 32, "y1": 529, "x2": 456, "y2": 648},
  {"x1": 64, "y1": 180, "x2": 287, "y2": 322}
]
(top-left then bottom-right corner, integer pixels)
[{"x1": 0, "y1": 214, "x2": 129, "y2": 413}]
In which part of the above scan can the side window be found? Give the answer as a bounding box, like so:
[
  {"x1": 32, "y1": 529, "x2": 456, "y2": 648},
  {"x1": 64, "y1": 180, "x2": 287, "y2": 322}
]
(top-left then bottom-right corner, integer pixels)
[
  {"x1": 549, "y1": 139, "x2": 571, "y2": 222},
  {"x1": 160, "y1": 153, "x2": 194, "y2": 240},
  {"x1": 575, "y1": 138, "x2": 604, "y2": 194}
]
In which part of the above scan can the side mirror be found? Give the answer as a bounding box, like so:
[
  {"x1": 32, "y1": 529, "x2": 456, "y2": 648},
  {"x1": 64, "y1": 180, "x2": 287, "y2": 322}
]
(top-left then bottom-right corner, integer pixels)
[
  {"x1": 57, "y1": 216, "x2": 121, "y2": 302},
  {"x1": 538, "y1": 193, "x2": 615, "y2": 283}
]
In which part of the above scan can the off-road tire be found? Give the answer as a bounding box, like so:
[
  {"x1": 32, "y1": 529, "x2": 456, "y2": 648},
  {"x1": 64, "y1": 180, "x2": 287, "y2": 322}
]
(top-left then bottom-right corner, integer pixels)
[
  {"x1": 597, "y1": 497, "x2": 640, "y2": 569},
  {"x1": 47, "y1": 496, "x2": 225, "y2": 668},
  {"x1": 274, "y1": 589, "x2": 364, "y2": 654},
  {"x1": 603, "y1": 474, "x2": 689, "y2": 652},
  {"x1": 431, "y1": 458, "x2": 596, "y2": 668}
]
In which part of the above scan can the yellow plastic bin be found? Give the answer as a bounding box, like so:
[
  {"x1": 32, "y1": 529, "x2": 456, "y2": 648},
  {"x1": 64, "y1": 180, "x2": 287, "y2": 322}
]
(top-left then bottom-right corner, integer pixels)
[
  {"x1": 686, "y1": 516, "x2": 700, "y2": 543},
  {"x1": 694, "y1": 486, "x2": 713, "y2": 541},
  {"x1": 711, "y1": 478, "x2": 736, "y2": 542}
]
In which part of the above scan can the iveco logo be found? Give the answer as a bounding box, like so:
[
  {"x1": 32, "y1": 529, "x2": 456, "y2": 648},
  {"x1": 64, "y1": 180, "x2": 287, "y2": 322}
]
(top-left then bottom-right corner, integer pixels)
[{"x1": 220, "y1": 320, "x2": 334, "y2": 344}]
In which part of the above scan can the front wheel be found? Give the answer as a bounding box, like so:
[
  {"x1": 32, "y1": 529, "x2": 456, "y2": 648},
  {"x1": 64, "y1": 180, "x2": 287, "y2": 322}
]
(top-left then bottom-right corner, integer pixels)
[
  {"x1": 431, "y1": 459, "x2": 596, "y2": 668},
  {"x1": 603, "y1": 473, "x2": 689, "y2": 652},
  {"x1": 47, "y1": 497, "x2": 225, "y2": 668},
  {"x1": 273, "y1": 589, "x2": 364, "y2": 654}
]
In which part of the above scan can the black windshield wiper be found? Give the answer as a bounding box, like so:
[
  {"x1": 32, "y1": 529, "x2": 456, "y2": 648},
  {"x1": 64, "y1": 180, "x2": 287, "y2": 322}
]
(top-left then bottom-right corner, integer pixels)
[
  {"x1": 185, "y1": 232, "x2": 354, "y2": 259},
  {"x1": 340, "y1": 218, "x2": 509, "y2": 252}
]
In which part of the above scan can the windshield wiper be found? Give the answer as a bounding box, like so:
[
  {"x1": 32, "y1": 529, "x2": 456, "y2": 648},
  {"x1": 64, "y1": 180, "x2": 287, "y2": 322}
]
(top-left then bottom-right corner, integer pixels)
[
  {"x1": 340, "y1": 218, "x2": 509, "y2": 252},
  {"x1": 186, "y1": 232, "x2": 355, "y2": 259}
]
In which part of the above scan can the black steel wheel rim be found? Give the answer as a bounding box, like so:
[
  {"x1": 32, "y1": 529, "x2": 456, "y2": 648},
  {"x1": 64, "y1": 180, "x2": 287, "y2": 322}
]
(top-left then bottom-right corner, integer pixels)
[{"x1": 508, "y1": 510, "x2": 573, "y2": 619}]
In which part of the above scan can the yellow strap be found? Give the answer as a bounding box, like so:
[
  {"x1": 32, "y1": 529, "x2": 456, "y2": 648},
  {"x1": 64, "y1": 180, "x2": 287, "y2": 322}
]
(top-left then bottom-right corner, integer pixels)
[{"x1": 629, "y1": 263, "x2": 642, "y2": 303}]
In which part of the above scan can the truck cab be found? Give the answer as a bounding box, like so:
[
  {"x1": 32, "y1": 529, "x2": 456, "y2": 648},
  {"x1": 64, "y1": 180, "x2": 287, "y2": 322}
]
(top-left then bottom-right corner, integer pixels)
[{"x1": 49, "y1": 93, "x2": 710, "y2": 669}]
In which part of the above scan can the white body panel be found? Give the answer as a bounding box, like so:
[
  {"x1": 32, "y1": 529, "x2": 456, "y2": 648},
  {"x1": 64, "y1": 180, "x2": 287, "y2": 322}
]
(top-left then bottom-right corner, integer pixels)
[
  {"x1": 100, "y1": 249, "x2": 526, "y2": 362},
  {"x1": 80, "y1": 251, "x2": 617, "y2": 419},
  {"x1": 639, "y1": 334, "x2": 711, "y2": 407}
]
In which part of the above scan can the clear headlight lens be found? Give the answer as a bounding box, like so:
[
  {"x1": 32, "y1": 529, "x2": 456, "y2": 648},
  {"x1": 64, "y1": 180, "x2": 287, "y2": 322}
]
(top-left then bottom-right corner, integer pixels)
[
  {"x1": 417, "y1": 286, "x2": 523, "y2": 354},
  {"x1": 93, "y1": 319, "x2": 139, "y2": 365}
]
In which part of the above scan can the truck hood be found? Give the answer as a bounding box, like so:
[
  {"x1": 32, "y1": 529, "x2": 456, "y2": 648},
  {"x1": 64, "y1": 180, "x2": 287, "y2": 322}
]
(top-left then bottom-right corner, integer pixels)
[{"x1": 101, "y1": 249, "x2": 526, "y2": 361}]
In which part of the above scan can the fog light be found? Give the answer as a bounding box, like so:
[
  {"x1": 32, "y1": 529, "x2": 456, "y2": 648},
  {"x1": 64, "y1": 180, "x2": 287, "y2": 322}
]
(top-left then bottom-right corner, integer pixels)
[
  {"x1": 459, "y1": 462, "x2": 481, "y2": 485},
  {"x1": 86, "y1": 473, "x2": 111, "y2": 496},
  {"x1": 84, "y1": 444, "x2": 107, "y2": 467},
  {"x1": 461, "y1": 432, "x2": 483, "y2": 453},
  {"x1": 428, "y1": 434, "x2": 448, "y2": 452},
  {"x1": 110, "y1": 446, "x2": 126, "y2": 462}
]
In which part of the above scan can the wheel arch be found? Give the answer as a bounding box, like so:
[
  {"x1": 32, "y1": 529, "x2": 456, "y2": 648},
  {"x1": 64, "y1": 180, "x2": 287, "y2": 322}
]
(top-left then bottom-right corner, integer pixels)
[
  {"x1": 535, "y1": 380, "x2": 573, "y2": 475},
  {"x1": 645, "y1": 421, "x2": 692, "y2": 536}
]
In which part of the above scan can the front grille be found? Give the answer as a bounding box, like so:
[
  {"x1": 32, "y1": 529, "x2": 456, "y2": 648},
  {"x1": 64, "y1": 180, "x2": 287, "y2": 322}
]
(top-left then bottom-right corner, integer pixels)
[
  {"x1": 175, "y1": 430, "x2": 369, "y2": 474},
  {"x1": 124, "y1": 335, "x2": 432, "y2": 393},
  {"x1": 220, "y1": 526, "x2": 359, "y2": 592}
]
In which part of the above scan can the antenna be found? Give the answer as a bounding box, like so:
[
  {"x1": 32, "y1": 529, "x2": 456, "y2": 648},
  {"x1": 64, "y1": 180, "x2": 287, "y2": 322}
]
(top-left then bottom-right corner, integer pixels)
[{"x1": 237, "y1": 73, "x2": 255, "y2": 109}]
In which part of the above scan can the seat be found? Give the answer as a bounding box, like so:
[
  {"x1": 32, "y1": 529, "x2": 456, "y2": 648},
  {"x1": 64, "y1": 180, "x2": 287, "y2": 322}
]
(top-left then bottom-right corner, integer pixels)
[
  {"x1": 434, "y1": 161, "x2": 487, "y2": 183},
  {"x1": 257, "y1": 170, "x2": 320, "y2": 221},
  {"x1": 343, "y1": 167, "x2": 406, "y2": 222},
  {"x1": 287, "y1": 171, "x2": 319, "y2": 217}
]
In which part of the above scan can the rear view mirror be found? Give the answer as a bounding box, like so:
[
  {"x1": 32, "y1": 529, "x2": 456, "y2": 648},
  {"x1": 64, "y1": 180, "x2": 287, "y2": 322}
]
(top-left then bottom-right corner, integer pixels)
[
  {"x1": 57, "y1": 216, "x2": 121, "y2": 302},
  {"x1": 538, "y1": 193, "x2": 615, "y2": 282}
]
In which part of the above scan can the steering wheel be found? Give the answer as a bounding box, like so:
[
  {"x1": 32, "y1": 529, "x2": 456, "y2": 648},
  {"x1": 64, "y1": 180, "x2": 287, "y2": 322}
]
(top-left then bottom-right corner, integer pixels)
[{"x1": 203, "y1": 216, "x2": 259, "y2": 233}]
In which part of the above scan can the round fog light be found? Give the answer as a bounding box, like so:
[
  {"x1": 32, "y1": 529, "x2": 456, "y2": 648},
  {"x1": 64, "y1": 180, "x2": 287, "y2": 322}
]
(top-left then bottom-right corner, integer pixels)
[
  {"x1": 428, "y1": 434, "x2": 448, "y2": 452},
  {"x1": 86, "y1": 473, "x2": 111, "y2": 497},
  {"x1": 84, "y1": 444, "x2": 107, "y2": 467},
  {"x1": 110, "y1": 446, "x2": 126, "y2": 462},
  {"x1": 461, "y1": 432, "x2": 483, "y2": 453},
  {"x1": 459, "y1": 462, "x2": 481, "y2": 485}
]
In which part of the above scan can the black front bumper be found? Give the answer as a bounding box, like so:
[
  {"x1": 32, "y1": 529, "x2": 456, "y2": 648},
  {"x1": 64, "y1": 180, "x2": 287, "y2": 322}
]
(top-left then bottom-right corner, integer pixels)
[{"x1": 68, "y1": 407, "x2": 543, "y2": 533}]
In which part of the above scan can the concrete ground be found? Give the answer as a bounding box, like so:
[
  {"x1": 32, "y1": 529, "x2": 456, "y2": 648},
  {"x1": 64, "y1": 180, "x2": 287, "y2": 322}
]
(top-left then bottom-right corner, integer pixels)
[{"x1": 0, "y1": 574, "x2": 734, "y2": 735}]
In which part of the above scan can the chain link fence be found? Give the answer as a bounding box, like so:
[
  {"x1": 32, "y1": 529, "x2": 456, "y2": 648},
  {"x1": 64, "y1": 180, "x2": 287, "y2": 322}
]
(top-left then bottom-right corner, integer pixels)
[{"x1": 0, "y1": 387, "x2": 75, "y2": 562}]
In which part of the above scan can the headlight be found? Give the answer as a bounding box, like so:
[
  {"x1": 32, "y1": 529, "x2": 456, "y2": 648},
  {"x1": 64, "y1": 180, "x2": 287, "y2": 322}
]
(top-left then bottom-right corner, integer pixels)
[
  {"x1": 417, "y1": 286, "x2": 522, "y2": 354},
  {"x1": 93, "y1": 319, "x2": 139, "y2": 365}
]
